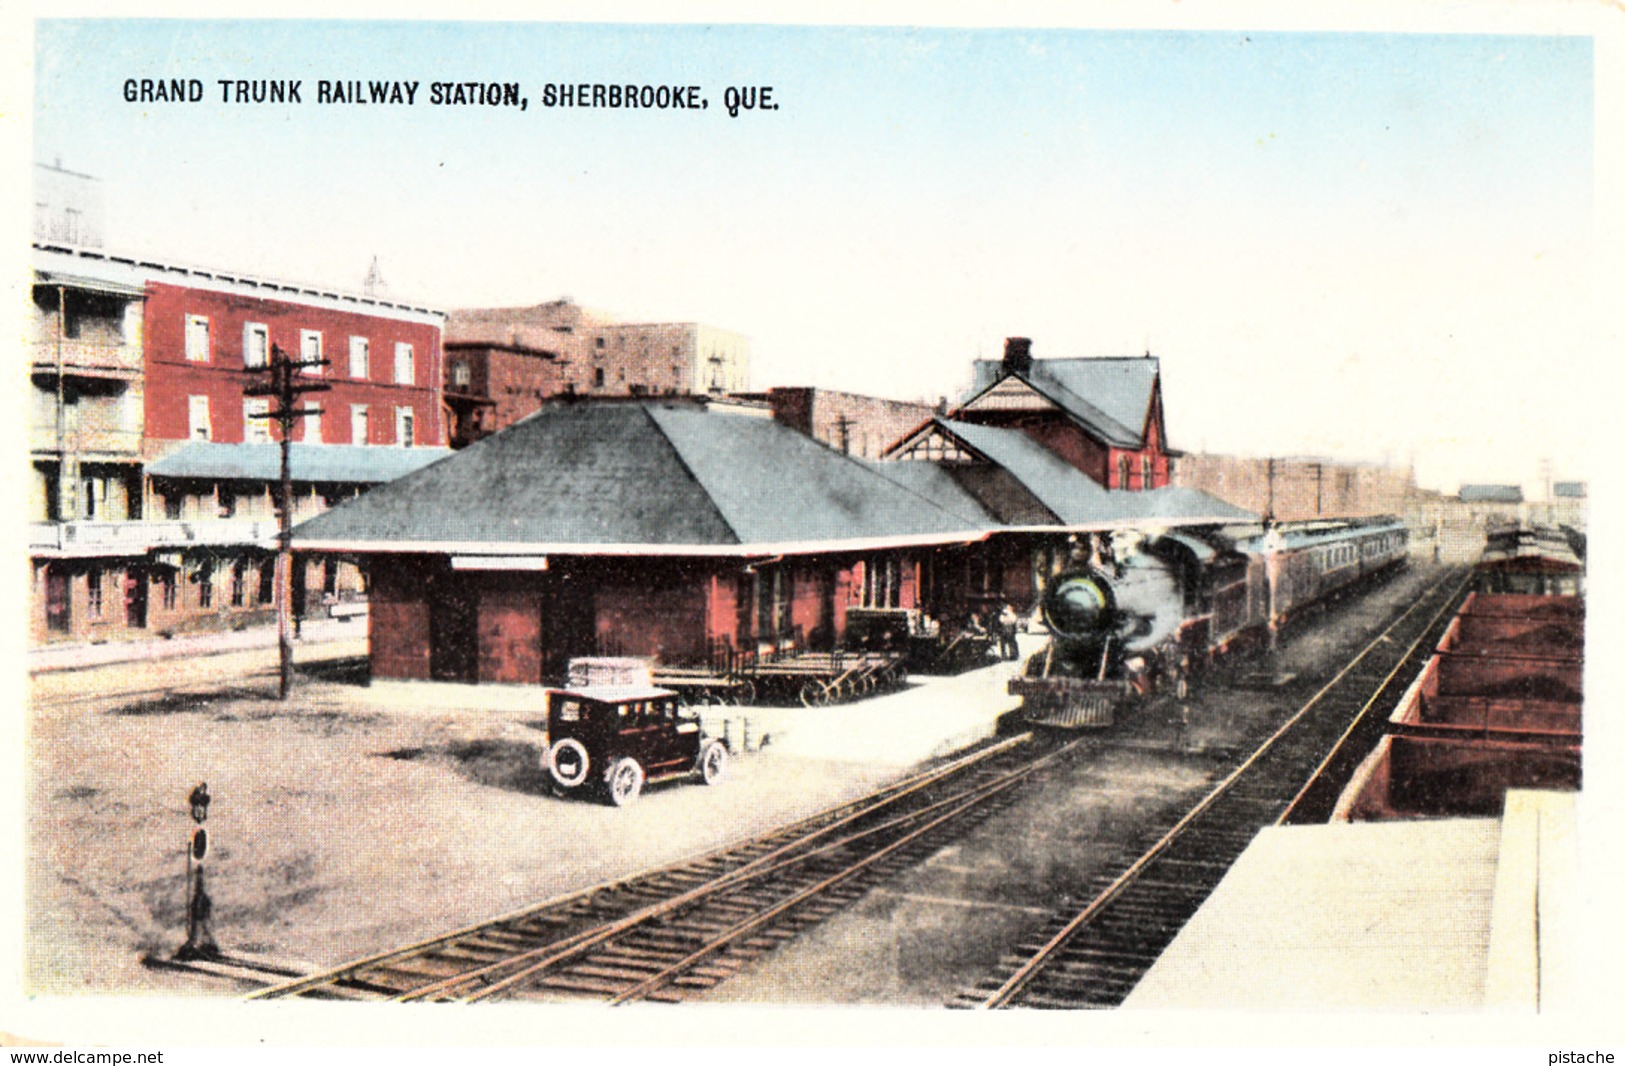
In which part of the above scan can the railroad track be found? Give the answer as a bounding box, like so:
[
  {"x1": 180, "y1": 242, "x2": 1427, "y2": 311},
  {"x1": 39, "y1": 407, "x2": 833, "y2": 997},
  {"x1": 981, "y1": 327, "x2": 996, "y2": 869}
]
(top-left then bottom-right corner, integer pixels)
[
  {"x1": 956, "y1": 564, "x2": 1472, "y2": 1010},
  {"x1": 247, "y1": 728, "x2": 1094, "y2": 1004}
]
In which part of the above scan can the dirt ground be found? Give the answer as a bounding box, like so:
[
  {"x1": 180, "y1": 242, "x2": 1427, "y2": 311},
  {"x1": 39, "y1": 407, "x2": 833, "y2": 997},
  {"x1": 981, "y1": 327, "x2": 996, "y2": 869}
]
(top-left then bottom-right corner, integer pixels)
[
  {"x1": 25, "y1": 669, "x2": 899, "y2": 996},
  {"x1": 25, "y1": 554, "x2": 1449, "y2": 1002}
]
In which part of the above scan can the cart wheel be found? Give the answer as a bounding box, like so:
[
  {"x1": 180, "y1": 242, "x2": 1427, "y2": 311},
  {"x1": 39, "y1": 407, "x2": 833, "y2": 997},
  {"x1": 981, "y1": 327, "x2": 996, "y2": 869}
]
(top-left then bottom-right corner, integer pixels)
[
  {"x1": 799, "y1": 679, "x2": 827, "y2": 707},
  {"x1": 604, "y1": 757, "x2": 644, "y2": 807},
  {"x1": 734, "y1": 679, "x2": 756, "y2": 706},
  {"x1": 697, "y1": 740, "x2": 728, "y2": 785}
]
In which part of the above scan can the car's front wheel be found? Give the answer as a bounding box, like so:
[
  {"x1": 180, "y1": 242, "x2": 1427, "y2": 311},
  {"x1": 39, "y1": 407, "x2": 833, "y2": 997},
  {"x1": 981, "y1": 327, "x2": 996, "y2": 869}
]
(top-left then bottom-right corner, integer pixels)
[
  {"x1": 604, "y1": 757, "x2": 645, "y2": 807},
  {"x1": 697, "y1": 740, "x2": 728, "y2": 786}
]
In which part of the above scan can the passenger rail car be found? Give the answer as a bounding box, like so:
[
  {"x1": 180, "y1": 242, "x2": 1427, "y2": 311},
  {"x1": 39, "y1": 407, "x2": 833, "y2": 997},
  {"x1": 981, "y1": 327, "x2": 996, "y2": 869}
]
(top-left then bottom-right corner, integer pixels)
[{"x1": 1017, "y1": 516, "x2": 1409, "y2": 728}]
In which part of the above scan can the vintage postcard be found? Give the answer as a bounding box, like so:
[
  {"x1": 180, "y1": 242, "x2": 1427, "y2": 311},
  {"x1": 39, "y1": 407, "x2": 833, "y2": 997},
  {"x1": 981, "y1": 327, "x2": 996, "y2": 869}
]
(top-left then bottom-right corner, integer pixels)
[{"x1": 5, "y1": 2, "x2": 1619, "y2": 1056}]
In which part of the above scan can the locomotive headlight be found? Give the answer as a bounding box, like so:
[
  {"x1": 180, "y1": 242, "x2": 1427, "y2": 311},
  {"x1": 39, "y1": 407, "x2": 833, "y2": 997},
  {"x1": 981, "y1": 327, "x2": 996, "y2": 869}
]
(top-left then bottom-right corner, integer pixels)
[{"x1": 1043, "y1": 572, "x2": 1116, "y2": 639}]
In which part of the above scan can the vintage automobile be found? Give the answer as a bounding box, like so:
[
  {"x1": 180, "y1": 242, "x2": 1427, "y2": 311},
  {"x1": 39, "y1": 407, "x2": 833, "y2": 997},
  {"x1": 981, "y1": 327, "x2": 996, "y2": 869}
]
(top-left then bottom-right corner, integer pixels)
[{"x1": 543, "y1": 683, "x2": 729, "y2": 806}]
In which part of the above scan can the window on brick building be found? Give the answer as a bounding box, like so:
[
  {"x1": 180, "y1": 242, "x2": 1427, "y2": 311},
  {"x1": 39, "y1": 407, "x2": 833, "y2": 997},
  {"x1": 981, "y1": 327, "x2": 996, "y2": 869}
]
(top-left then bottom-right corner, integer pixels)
[
  {"x1": 259, "y1": 559, "x2": 275, "y2": 605},
  {"x1": 87, "y1": 569, "x2": 105, "y2": 619},
  {"x1": 158, "y1": 570, "x2": 177, "y2": 611},
  {"x1": 230, "y1": 561, "x2": 246, "y2": 607},
  {"x1": 188, "y1": 395, "x2": 211, "y2": 441},
  {"x1": 301, "y1": 330, "x2": 323, "y2": 373},
  {"x1": 351, "y1": 405, "x2": 370, "y2": 446},
  {"x1": 244, "y1": 399, "x2": 271, "y2": 444},
  {"x1": 1142, "y1": 455, "x2": 1153, "y2": 490},
  {"x1": 451, "y1": 360, "x2": 470, "y2": 388},
  {"x1": 349, "y1": 336, "x2": 370, "y2": 378},
  {"x1": 185, "y1": 315, "x2": 211, "y2": 362},
  {"x1": 394, "y1": 342, "x2": 415, "y2": 385},
  {"x1": 302, "y1": 405, "x2": 323, "y2": 444},
  {"x1": 395, "y1": 406, "x2": 414, "y2": 447},
  {"x1": 244, "y1": 323, "x2": 269, "y2": 368},
  {"x1": 196, "y1": 562, "x2": 214, "y2": 609},
  {"x1": 1117, "y1": 455, "x2": 1129, "y2": 490},
  {"x1": 594, "y1": 367, "x2": 605, "y2": 388}
]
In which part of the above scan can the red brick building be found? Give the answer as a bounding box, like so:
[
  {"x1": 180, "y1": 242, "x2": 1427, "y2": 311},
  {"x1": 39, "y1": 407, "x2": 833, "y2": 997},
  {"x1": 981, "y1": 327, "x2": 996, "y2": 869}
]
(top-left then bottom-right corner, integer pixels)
[
  {"x1": 936, "y1": 337, "x2": 1173, "y2": 491},
  {"x1": 142, "y1": 280, "x2": 444, "y2": 449}
]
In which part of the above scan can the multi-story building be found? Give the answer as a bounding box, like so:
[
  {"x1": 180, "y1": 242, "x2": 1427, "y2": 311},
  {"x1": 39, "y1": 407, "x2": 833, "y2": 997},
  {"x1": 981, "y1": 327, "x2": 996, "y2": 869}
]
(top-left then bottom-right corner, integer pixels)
[
  {"x1": 442, "y1": 299, "x2": 750, "y2": 446},
  {"x1": 28, "y1": 241, "x2": 450, "y2": 644}
]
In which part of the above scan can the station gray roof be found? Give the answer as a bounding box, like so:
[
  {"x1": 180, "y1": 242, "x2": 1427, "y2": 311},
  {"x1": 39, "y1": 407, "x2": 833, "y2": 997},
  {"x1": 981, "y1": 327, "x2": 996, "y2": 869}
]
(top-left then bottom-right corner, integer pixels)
[
  {"x1": 148, "y1": 442, "x2": 452, "y2": 484},
  {"x1": 967, "y1": 356, "x2": 1161, "y2": 448},
  {"x1": 293, "y1": 402, "x2": 989, "y2": 553}
]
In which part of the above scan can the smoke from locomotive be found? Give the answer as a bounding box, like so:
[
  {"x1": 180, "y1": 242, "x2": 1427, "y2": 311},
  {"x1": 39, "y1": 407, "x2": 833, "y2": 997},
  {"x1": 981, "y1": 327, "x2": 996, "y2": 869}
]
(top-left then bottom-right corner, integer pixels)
[{"x1": 1015, "y1": 517, "x2": 1410, "y2": 728}]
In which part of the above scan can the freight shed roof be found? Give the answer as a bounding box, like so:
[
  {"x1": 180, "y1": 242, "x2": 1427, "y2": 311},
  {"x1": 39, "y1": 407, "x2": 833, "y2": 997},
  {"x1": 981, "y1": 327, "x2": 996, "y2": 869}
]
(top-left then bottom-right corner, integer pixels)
[
  {"x1": 148, "y1": 442, "x2": 453, "y2": 483},
  {"x1": 967, "y1": 356, "x2": 1160, "y2": 447},
  {"x1": 293, "y1": 402, "x2": 989, "y2": 553}
]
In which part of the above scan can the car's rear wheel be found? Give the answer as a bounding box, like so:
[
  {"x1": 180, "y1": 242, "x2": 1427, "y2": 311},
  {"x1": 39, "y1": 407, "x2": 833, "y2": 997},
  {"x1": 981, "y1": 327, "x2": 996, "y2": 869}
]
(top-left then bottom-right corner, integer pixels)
[
  {"x1": 605, "y1": 757, "x2": 644, "y2": 807},
  {"x1": 697, "y1": 740, "x2": 727, "y2": 785},
  {"x1": 547, "y1": 738, "x2": 590, "y2": 790}
]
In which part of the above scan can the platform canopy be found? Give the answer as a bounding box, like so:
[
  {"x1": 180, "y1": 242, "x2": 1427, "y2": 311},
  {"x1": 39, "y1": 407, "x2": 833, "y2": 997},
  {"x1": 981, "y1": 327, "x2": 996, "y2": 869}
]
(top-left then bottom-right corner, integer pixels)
[{"x1": 148, "y1": 442, "x2": 452, "y2": 484}]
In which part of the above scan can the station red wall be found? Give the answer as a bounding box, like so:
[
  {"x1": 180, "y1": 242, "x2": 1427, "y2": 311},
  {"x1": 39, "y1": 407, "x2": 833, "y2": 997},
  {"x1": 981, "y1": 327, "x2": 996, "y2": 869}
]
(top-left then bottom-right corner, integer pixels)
[{"x1": 143, "y1": 281, "x2": 444, "y2": 446}]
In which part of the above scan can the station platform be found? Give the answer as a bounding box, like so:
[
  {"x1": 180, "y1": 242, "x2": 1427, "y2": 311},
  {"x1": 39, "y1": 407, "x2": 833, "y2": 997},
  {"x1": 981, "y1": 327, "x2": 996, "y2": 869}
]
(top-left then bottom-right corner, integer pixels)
[
  {"x1": 1122, "y1": 789, "x2": 1578, "y2": 1011},
  {"x1": 361, "y1": 635, "x2": 1040, "y2": 769},
  {"x1": 697, "y1": 635, "x2": 1036, "y2": 767}
]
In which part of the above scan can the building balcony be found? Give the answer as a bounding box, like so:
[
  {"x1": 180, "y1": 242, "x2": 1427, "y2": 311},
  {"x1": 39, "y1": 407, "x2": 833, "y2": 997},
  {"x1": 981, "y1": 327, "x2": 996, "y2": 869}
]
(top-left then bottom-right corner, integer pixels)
[
  {"x1": 29, "y1": 519, "x2": 280, "y2": 556},
  {"x1": 29, "y1": 423, "x2": 145, "y2": 457},
  {"x1": 31, "y1": 339, "x2": 143, "y2": 378}
]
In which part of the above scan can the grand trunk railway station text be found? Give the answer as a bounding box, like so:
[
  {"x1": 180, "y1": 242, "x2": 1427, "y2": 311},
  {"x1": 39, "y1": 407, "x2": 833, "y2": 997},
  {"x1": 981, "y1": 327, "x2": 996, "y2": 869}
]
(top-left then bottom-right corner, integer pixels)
[{"x1": 123, "y1": 78, "x2": 776, "y2": 115}]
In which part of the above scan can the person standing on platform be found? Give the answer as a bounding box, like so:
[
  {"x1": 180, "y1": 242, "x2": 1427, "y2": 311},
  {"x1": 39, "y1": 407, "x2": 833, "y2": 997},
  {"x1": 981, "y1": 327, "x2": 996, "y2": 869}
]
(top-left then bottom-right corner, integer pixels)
[{"x1": 996, "y1": 601, "x2": 1020, "y2": 661}]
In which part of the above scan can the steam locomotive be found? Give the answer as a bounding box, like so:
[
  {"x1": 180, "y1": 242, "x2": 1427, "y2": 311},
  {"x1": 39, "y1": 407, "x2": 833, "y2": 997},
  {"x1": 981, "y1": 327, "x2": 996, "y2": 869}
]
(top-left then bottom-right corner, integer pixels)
[{"x1": 1013, "y1": 517, "x2": 1410, "y2": 727}]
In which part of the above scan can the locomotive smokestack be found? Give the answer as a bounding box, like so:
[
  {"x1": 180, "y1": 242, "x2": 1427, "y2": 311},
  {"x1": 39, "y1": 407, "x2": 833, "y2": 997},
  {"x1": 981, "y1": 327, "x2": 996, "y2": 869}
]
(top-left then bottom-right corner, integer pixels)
[{"x1": 1003, "y1": 337, "x2": 1033, "y2": 375}]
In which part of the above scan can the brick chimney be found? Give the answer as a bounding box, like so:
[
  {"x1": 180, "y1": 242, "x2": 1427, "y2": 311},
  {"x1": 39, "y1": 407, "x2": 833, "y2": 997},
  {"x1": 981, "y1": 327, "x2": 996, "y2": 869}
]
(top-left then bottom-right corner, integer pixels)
[{"x1": 1003, "y1": 337, "x2": 1033, "y2": 375}]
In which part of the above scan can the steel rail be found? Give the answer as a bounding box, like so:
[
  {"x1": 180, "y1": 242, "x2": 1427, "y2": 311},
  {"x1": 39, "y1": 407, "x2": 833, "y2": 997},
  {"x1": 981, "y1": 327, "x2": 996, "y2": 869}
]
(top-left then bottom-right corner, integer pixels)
[
  {"x1": 425, "y1": 737, "x2": 1085, "y2": 1001},
  {"x1": 974, "y1": 565, "x2": 1469, "y2": 1009},
  {"x1": 249, "y1": 731, "x2": 1033, "y2": 1000},
  {"x1": 1275, "y1": 568, "x2": 1475, "y2": 826}
]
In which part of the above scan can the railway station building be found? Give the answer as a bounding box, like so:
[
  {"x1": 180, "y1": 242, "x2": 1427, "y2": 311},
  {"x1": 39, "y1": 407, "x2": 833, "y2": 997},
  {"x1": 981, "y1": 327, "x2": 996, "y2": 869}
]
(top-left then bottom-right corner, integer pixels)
[
  {"x1": 942, "y1": 337, "x2": 1173, "y2": 492},
  {"x1": 292, "y1": 399, "x2": 1251, "y2": 687}
]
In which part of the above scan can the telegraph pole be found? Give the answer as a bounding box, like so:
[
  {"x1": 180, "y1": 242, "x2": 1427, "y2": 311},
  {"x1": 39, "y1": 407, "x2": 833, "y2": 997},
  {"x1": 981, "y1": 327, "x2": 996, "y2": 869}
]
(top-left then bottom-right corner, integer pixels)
[{"x1": 244, "y1": 344, "x2": 330, "y2": 699}]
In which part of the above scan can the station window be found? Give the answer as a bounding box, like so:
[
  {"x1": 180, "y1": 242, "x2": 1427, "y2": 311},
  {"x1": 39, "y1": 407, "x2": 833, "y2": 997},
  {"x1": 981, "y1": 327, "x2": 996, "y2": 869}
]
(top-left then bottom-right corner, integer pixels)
[
  {"x1": 1141, "y1": 455, "x2": 1153, "y2": 490},
  {"x1": 300, "y1": 330, "x2": 324, "y2": 373},
  {"x1": 259, "y1": 560, "x2": 274, "y2": 605},
  {"x1": 158, "y1": 570, "x2": 178, "y2": 611},
  {"x1": 351, "y1": 405, "x2": 370, "y2": 446},
  {"x1": 451, "y1": 360, "x2": 470, "y2": 388},
  {"x1": 1117, "y1": 455, "x2": 1130, "y2": 490},
  {"x1": 395, "y1": 406, "x2": 415, "y2": 447},
  {"x1": 230, "y1": 561, "x2": 246, "y2": 607}
]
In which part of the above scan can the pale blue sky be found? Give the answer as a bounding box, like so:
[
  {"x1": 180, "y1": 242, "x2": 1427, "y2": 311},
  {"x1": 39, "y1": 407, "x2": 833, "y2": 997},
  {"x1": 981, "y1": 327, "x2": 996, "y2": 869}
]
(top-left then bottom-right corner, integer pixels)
[{"x1": 31, "y1": 20, "x2": 1596, "y2": 492}]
